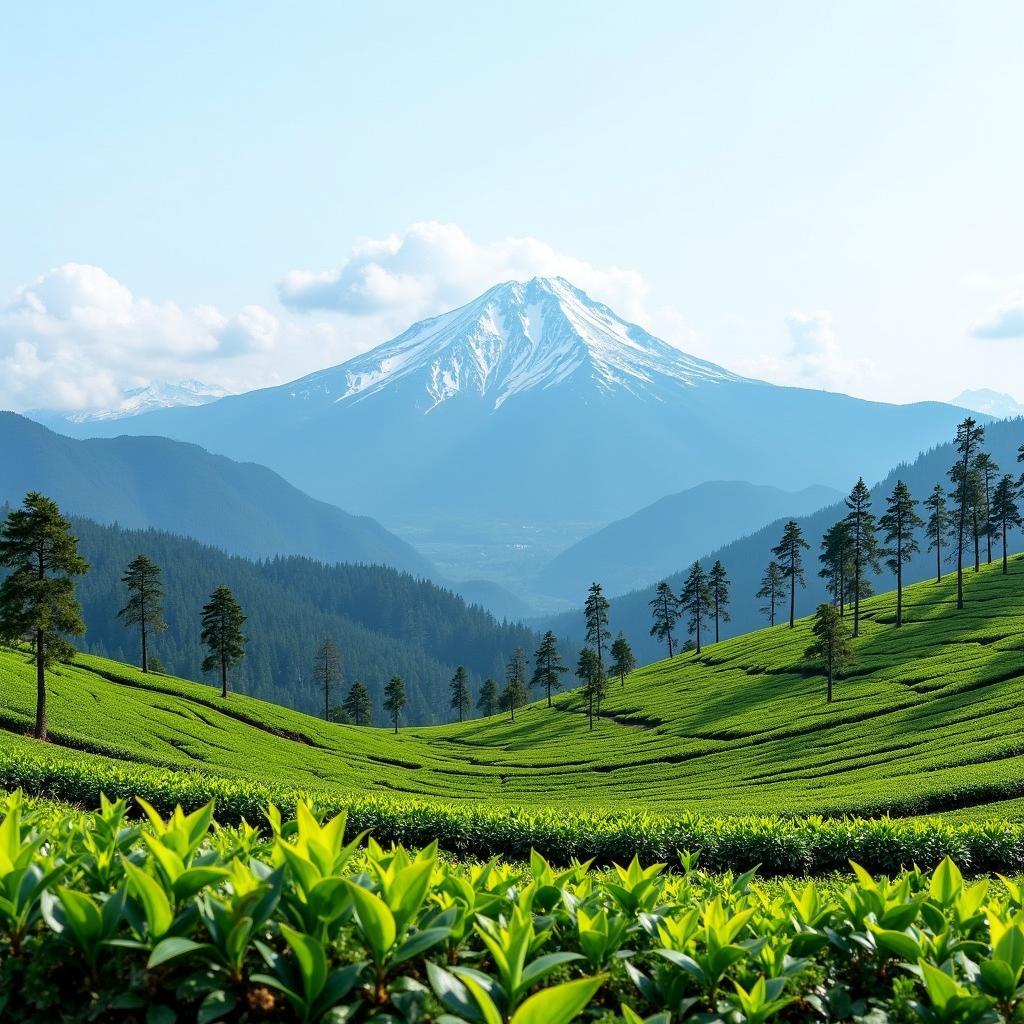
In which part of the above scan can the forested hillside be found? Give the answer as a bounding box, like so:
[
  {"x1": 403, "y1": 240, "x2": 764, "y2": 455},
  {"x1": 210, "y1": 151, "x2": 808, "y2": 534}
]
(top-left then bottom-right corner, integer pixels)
[
  {"x1": 21, "y1": 515, "x2": 541, "y2": 724},
  {"x1": 1, "y1": 411, "x2": 433, "y2": 576},
  {"x1": 546, "y1": 417, "x2": 1024, "y2": 661}
]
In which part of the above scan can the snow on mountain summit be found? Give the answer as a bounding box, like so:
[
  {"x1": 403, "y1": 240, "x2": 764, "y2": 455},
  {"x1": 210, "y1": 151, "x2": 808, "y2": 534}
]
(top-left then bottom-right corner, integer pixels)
[
  {"x1": 290, "y1": 277, "x2": 742, "y2": 412},
  {"x1": 67, "y1": 379, "x2": 230, "y2": 423}
]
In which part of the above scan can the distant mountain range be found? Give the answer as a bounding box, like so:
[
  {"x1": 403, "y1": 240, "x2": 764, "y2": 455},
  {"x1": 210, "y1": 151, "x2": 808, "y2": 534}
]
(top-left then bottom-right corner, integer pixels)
[
  {"x1": 0, "y1": 411, "x2": 431, "y2": 575},
  {"x1": 42, "y1": 278, "x2": 976, "y2": 583},
  {"x1": 532, "y1": 481, "x2": 842, "y2": 600},
  {"x1": 950, "y1": 389, "x2": 1024, "y2": 419},
  {"x1": 40, "y1": 379, "x2": 230, "y2": 424},
  {"x1": 544, "y1": 416, "x2": 1024, "y2": 661}
]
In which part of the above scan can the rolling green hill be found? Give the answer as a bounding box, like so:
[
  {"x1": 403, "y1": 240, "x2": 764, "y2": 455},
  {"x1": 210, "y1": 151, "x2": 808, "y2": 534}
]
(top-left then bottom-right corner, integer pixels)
[{"x1": 2, "y1": 554, "x2": 1024, "y2": 820}]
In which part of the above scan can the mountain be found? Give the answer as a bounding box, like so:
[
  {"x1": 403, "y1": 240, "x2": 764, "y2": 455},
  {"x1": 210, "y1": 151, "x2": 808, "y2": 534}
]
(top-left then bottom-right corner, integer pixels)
[
  {"x1": 47, "y1": 277, "x2": 976, "y2": 578},
  {"x1": 543, "y1": 416, "x2": 1024, "y2": 661},
  {"x1": 950, "y1": 389, "x2": 1024, "y2": 419},
  {"x1": 35, "y1": 379, "x2": 231, "y2": 424},
  {"x1": 0, "y1": 412, "x2": 432, "y2": 577},
  {"x1": 533, "y1": 481, "x2": 842, "y2": 600},
  {"x1": 23, "y1": 515, "x2": 541, "y2": 725}
]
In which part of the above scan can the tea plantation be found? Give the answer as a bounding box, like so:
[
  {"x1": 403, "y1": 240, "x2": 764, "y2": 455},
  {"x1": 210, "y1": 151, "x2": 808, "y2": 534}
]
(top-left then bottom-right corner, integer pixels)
[{"x1": 2, "y1": 556, "x2": 1023, "y2": 822}]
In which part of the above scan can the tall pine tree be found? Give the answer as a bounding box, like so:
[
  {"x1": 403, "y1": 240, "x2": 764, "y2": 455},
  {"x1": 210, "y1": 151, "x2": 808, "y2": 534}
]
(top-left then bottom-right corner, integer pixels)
[
  {"x1": 805, "y1": 603, "x2": 853, "y2": 704},
  {"x1": 843, "y1": 478, "x2": 881, "y2": 637},
  {"x1": 609, "y1": 633, "x2": 637, "y2": 687},
  {"x1": 530, "y1": 631, "x2": 568, "y2": 707},
  {"x1": 756, "y1": 561, "x2": 786, "y2": 626},
  {"x1": 575, "y1": 647, "x2": 603, "y2": 730},
  {"x1": 648, "y1": 580, "x2": 680, "y2": 658},
  {"x1": 449, "y1": 665, "x2": 471, "y2": 722},
  {"x1": 879, "y1": 481, "x2": 923, "y2": 628},
  {"x1": 678, "y1": 561, "x2": 712, "y2": 654},
  {"x1": 200, "y1": 585, "x2": 247, "y2": 698},
  {"x1": 117, "y1": 554, "x2": 166, "y2": 673},
  {"x1": 0, "y1": 492, "x2": 89, "y2": 740},
  {"x1": 818, "y1": 521, "x2": 852, "y2": 615},
  {"x1": 583, "y1": 582, "x2": 611, "y2": 673},
  {"x1": 312, "y1": 639, "x2": 342, "y2": 721},
  {"x1": 342, "y1": 680, "x2": 372, "y2": 726},
  {"x1": 476, "y1": 678, "x2": 498, "y2": 718},
  {"x1": 974, "y1": 452, "x2": 1000, "y2": 566},
  {"x1": 708, "y1": 560, "x2": 731, "y2": 643},
  {"x1": 923, "y1": 483, "x2": 950, "y2": 583},
  {"x1": 949, "y1": 417, "x2": 986, "y2": 609},
  {"x1": 990, "y1": 474, "x2": 1023, "y2": 574},
  {"x1": 503, "y1": 648, "x2": 529, "y2": 721},
  {"x1": 383, "y1": 675, "x2": 407, "y2": 733},
  {"x1": 771, "y1": 520, "x2": 810, "y2": 628}
]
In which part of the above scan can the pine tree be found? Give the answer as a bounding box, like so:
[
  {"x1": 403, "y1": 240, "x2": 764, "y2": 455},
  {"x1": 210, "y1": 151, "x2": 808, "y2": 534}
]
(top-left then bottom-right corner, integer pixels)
[
  {"x1": 923, "y1": 483, "x2": 950, "y2": 583},
  {"x1": 0, "y1": 492, "x2": 89, "y2": 740},
  {"x1": 949, "y1": 417, "x2": 986, "y2": 609},
  {"x1": 771, "y1": 520, "x2": 810, "y2": 628},
  {"x1": 974, "y1": 452, "x2": 1000, "y2": 566},
  {"x1": 342, "y1": 680, "x2": 372, "y2": 726},
  {"x1": 818, "y1": 521, "x2": 852, "y2": 615},
  {"x1": 707, "y1": 560, "x2": 731, "y2": 643},
  {"x1": 383, "y1": 675, "x2": 407, "y2": 733},
  {"x1": 609, "y1": 633, "x2": 637, "y2": 687},
  {"x1": 477, "y1": 678, "x2": 499, "y2": 718},
  {"x1": 502, "y1": 648, "x2": 530, "y2": 721},
  {"x1": 200, "y1": 585, "x2": 247, "y2": 698},
  {"x1": 648, "y1": 580, "x2": 680, "y2": 658},
  {"x1": 756, "y1": 561, "x2": 786, "y2": 626},
  {"x1": 530, "y1": 631, "x2": 568, "y2": 707},
  {"x1": 117, "y1": 554, "x2": 166, "y2": 674},
  {"x1": 312, "y1": 639, "x2": 342, "y2": 721},
  {"x1": 843, "y1": 478, "x2": 881, "y2": 637},
  {"x1": 805, "y1": 603, "x2": 853, "y2": 704},
  {"x1": 583, "y1": 582, "x2": 611, "y2": 672},
  {"x1": 449, "y1": 665, "x2": 471, "y2": 722},
  {"x1": 575, "y1": 647, "x2": 604, "y2": 730},
  {"x1": 879, "y1": 481, "x2": 923, "y2": 628},
  {"x1": 990, "y1": 474, "x2": 1023, "y2": 574},
  {"x1": 678, "y1": 561, "x2": 712, "y2": 654}
]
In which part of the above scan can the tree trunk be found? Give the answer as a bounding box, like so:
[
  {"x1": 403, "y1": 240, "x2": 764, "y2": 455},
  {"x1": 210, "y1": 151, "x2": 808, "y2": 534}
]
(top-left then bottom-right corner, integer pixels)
[
  {"x1": 35, "y1": 629, "x2": 47, "y2": 741},
  {"x1": 714, "y1": 596, "x2": 720, "y2": 644},
  {"x1": 789, "y1": 561, "x2": 795, "y2": 628},
  {"x1": 140, "y1": 587, "x2": 149, "y2": 673},
  {"x1": 1004, "y1": 520, "x2": 1009, "y2": 574},
  {"x1": 973, "y1": 509, "x2": 980, "y2": 572},
  {"x1": 896, "y1": 536, "x2": 903, "y2": 627},
  {"x1": 221, "y1": 658, "x2": 227, "y2": 699},
  {"x1": 936, "y1": 535, "x2": 941, "y2": 583},
  {"x1": 986, "y1": 476, "x2": 993, "y2": 564}
]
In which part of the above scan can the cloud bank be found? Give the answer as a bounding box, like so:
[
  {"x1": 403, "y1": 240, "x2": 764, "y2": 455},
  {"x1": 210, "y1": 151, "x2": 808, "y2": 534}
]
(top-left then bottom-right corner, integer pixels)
[
  {"x1": 278, "y1": 221, "x2": 654, "y2": 325},
  {"x1": 0, "y1": 264, "x2": 282, "y2": 412}
]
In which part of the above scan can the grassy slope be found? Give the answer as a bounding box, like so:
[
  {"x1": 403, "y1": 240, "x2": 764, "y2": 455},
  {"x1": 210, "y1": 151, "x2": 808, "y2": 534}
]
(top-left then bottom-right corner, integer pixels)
[{"x1": 1, "y1": 556, "x2": 1023, "y2": 817}]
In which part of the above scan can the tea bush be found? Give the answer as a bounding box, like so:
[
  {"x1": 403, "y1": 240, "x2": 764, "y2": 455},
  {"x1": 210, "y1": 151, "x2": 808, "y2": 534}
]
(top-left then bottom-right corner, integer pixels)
[{"x1": 4, "y1": 791, "x2": 1024, "y2": 1022}]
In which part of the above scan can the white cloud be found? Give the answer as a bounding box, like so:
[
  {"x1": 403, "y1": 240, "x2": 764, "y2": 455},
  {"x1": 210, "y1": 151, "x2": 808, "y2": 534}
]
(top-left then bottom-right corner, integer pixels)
[
  {"x1": 731, "y1": 310, "x2": 878, "y2": 396},
  {"x1": 278, "y1": 221, "x2": 656, "y2": 326},
  {"x1": 0, "y1": 263, "x2": 283, "y2": 412},
  {"x1": 971, "y1": 295, "x2": 1024, "y2": 339}
]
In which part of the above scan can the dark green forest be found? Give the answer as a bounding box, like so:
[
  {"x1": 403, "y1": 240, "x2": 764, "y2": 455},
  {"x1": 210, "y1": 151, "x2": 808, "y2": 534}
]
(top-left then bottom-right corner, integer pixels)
[{"x1": 24, "y1": 515, "x2": 542, "y2": 724}]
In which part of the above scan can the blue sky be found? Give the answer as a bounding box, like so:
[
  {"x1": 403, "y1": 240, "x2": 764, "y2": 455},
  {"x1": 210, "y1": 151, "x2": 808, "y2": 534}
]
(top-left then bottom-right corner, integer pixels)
[{"x1": 1, "y1": 1, "x2": 1022, "y2": 411}]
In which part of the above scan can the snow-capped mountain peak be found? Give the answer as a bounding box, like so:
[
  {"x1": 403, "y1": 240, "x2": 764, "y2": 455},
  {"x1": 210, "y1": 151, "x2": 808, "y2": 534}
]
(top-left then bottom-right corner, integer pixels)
[
  {"x1": 67, "y1": 379, "x2": 230, "y2": 423},
  {"x1": 290, "y1": 277, "x2": 741, "y2": 412}
]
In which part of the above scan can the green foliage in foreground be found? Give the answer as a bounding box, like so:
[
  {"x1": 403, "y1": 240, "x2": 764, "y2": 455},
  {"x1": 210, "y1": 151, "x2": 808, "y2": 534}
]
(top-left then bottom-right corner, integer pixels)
[
  {"x1": 6, "y1": 736, "x2": 1024, "y2": 877},
  {"x1": 7, "y1": 792, "x2": 1024, "y2": 1023}
]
